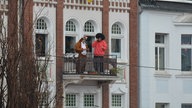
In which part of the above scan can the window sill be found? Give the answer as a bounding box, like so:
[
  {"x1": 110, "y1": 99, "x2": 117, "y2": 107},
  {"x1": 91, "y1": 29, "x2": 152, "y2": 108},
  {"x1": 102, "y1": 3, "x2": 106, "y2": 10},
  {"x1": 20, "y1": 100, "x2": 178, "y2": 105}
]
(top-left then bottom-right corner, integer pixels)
[
  {"x1": 154, "y1": 71, "x2": 171, "y2": 78},
  {"x1": 175, "y1": 72, "x2": 192, "y2": 78}
]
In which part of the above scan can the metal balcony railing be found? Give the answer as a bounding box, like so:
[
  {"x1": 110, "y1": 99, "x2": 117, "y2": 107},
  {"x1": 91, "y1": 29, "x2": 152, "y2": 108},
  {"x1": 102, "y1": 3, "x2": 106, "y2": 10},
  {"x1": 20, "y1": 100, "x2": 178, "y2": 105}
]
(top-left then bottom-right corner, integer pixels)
[{"x1": 63, "y1": 53, "x2": 117, "y2": 76}]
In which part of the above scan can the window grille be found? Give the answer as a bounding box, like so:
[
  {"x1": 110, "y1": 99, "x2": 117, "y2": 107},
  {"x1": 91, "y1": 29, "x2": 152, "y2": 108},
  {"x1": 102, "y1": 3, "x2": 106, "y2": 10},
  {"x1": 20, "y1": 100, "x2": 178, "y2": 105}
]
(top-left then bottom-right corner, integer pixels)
[
  {"x1": 65, "y1": 94, "x2": 76, "y2": 107},
  {"x1": 66, "y1": 20, "x2": 76, "y2": 32},
  {"x1": 84, "y1": 94, "x2": 94, "y2": 107},
  {"x1": 112, "y1": 94, "x2": 122, "y2": 107},
  {"x1": 112, "y1": 24, "x2": 121, "y2": 34},
  {"x1": 84, "y1": 21, "x2": 94, "y2": 32},
  {"x1": 36, "y1": 18, "x2": 47, "y2": 30}
]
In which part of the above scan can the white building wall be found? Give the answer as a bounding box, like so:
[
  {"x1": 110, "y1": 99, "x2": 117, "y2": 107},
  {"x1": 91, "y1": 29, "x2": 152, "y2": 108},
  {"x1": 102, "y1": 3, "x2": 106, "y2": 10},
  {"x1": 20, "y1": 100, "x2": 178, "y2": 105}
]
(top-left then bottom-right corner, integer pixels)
[{"x1": 140, "y1": 10, "x2": 192, "y2": 108}]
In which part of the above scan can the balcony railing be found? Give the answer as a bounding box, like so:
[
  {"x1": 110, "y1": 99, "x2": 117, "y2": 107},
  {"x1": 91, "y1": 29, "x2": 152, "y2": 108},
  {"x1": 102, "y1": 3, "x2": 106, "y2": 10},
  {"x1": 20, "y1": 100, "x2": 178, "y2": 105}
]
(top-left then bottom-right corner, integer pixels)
[{"x1": 63, "y1": 53, "x2": 117, "y2": 76}]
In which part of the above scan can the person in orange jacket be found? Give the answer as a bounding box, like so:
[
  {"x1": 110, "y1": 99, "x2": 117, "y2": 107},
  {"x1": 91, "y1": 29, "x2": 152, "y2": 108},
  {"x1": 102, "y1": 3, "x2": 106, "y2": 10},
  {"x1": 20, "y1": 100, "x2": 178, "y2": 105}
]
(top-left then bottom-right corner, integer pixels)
[
  {"x1": 92, "y1": 33, "x2": 107, "y2": 73},
  {"x1": 75, "y1": 36, "x2": 88, "y2": 74}
]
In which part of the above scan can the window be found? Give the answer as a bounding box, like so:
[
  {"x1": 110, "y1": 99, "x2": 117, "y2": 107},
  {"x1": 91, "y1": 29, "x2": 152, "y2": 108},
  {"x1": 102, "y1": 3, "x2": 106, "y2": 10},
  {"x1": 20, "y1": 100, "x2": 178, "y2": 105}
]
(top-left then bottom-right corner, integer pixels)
[
  {"x1": 181, "y1": 35, "x2": 192, "y2": 71},
  {"x1": 155, "y1": 103, "x2": 169, "y2": 108},
  {"x1": 36, "y1": 18, "x2": 47, "y2": 30},
  {"x1": 65, "y1": 36, "x2": 76, "y2": 53},
  {"x1": 66, "y1": 20, "x2": 76, "y2": 32},
  {"x1": 36, "y1": 34, "x2": 47, "y2": 56},
  {"x1": 84, "y1": 94, "x2": 95, "y2": 107},
  {"x1": 155, "y1": 33, "x2": 167, "y2": 71},
  {"x1": 112, "y1": 24, "x2": 121, "y2": 34},
  {"x1": 84, "y1": 21, "x2": 94, "y2": 32},
  {"x1": 182, "y1": 103, "x2": 192, "y2": 108},
  {"x1": 86, "y1": 36, "x2": 95, "y2": 53},
  {"x1": 35, "y1": 18, "x2": 48, "y2": 57},
  {"x1": 111, "y1": 23, "x2": 122, "y2": 58},
  {"x1": 65, "y1": 94, "x2": 76, "y2": 107},
  {"x1": 112, "y1": 94, "x2": 122, "y2": 108}
]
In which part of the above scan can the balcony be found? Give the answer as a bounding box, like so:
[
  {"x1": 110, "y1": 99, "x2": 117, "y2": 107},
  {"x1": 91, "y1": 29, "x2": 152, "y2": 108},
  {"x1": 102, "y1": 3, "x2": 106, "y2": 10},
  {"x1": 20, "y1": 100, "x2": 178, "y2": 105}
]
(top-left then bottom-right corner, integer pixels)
[{"x1": 63, "y1": 53, "x2": 119, "y2": 83}]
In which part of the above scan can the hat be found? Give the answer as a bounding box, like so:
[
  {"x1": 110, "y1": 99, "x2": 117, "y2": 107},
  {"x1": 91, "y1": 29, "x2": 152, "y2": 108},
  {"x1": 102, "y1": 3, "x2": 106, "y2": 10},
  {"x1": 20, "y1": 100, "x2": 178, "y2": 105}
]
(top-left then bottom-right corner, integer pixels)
[{"x1": 96, "y1": 33, "x2": 105, "y2": 40}]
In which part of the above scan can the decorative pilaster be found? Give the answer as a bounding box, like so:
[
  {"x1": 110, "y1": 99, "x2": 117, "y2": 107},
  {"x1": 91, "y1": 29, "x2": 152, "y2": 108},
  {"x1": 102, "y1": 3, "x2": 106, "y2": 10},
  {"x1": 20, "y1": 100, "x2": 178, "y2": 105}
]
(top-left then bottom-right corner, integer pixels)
[
  {"x1": 56, "y1": 0, "x2": 64, "y2": 108},
  {"x1": 129, "y1": 0, "x2": 139, "y2": 108}
]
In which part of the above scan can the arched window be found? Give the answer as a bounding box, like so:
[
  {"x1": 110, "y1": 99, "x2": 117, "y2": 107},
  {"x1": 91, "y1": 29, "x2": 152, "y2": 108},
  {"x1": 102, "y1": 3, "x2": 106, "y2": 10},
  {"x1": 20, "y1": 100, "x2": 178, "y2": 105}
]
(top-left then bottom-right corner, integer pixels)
[
  {"x1": 111, "y1": 23, "x2": 123, "y2": 58},
  {"x1": 84, "y1": 21, "x2": 94, "y2": 32},
  {"x1": 35, "y1": 18, "x2": 48, "y2": 57},
  {"x1": 65, "y1": 20, "x2": 77, "y2": 53},
  {"x1": 111, "y1": 24, "x2": 121, "y2": 34},
  {"x1": 66, "y1": 20, "x2": 76, "y2": 32},
  {"x1": 36, "y1": 18, "x2": 47, "y2": 30}
]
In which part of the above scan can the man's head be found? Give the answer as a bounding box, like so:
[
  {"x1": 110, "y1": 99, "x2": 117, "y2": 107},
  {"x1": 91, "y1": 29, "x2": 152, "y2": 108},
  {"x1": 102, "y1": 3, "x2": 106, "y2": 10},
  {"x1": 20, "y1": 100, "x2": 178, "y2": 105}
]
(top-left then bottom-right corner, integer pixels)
[{"x1": 95, "y1": 33, "x2": 105, "y2": 41}]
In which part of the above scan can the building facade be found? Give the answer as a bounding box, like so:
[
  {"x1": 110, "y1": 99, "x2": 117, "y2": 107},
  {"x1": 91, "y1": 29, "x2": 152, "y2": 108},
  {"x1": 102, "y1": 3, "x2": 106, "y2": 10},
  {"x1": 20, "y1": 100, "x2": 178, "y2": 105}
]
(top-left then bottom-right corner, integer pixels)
[
  {"x1": 139, "y1": 0, "x2": 192, "y2": 108},
  {"x1": 0, "y1": 0, "x2": 138, "y2": 108}
]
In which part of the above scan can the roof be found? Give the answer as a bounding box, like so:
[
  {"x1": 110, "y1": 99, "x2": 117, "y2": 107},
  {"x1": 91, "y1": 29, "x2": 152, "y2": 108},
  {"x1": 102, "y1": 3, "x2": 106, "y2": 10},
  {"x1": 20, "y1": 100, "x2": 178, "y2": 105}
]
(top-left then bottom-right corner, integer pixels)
[{"x1": 139, "y1": 0, "x2": 192, "y2": 13}]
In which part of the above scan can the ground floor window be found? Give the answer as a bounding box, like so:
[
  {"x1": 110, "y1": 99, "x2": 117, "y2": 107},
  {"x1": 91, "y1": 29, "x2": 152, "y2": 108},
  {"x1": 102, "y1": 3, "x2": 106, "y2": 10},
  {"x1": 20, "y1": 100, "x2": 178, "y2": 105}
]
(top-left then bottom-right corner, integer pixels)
[
  {"x1": 182, "y1": 103, "x2": 192, "y2": 108},
  {"x1": 84, "y1": 94, "x2": 95, "y2": 107},
  {"x1": 155, "y1": 103, "x2": 169, "y2": 108},
  {"x1": 111, "y1": 94, "x2": 122, "y2": 108},
  {"x1": 65, "y1": 94, "x2": 77, "y2": 107}
]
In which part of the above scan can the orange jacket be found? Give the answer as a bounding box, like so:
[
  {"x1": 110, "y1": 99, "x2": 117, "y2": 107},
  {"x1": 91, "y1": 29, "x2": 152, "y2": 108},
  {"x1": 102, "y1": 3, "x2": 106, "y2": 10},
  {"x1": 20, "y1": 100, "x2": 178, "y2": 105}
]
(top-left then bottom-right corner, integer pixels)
[{"x1": 92, "y1": 40, "x2": 107, "y2": 56}]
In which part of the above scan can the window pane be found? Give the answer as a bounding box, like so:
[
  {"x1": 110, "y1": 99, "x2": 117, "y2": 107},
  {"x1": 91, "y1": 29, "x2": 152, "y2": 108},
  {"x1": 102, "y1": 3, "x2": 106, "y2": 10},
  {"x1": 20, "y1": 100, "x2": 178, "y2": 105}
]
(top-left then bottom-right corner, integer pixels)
[
  {"x1": 111, "y1": 39, "x2": 121, "y2": 58},
  {"x1": 155, "y1": 34, "x2": 164, "y2": 43},
  {"x1": 36, "y1": 34, "x2": 46, "y2": 56},
  {"x1": 182, "y1": 104, "x2": 192, "y2": 108},
  {"x1": 84, "y1": 94, "x2": 94, "y2": 107},
  {"x1": 111, "y1": 24, "x2": 121, "y2": 34},
  {"x1": 65, "y1": 94, "x2": 76, "y2": 106},
  {"x1": 159, "y1": 48, "x2": 165, "y2": 70},
  {"x1": 181, "y1": 49, "x2": 192, "y2": 71},
  {"x1": 155, "y1": 47, "x2": 158, "y2": 70},
  {"x1": 36, "y1": 19, "x2": 47, "y2": 30},
  {"x1": 155, "y1": 103, "x2": 169, "y2": 108},
  {"x1": 86, "y1": 36, "x2": 95, "y2": 53},
  {"x1": 182, "y1": 35, "x2": 191, "y2": 45},
  {"x1": 84, "y1": 22, "x2": 94, "y2": 32},
  {"x1": 112, "y1": 94, "x2": 121, "y2": 107},
  {"x1": 65, "y1": 36, "x2": 76, "y2": 53},
  {"x1": 66, "y1": 21, "x2": 76, "y2": 32}
]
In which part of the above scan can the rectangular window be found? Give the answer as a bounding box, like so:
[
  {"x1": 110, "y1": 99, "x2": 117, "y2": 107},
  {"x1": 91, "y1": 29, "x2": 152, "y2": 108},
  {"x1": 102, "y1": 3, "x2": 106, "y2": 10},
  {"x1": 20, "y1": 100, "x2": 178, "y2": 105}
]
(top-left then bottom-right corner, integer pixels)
[
  {"x1": 155, "y1": 103, "x2": 169, "y2": 108},
  {"x1": 65, "y1": 94, "x2": 76, "y2": 107},
  {"x1": 181, "y1": 35, "x2": 192, "y2": 71},
  {"x1": 36, "y1": 34, "x2": 47, "y2": 57},
  {"x1": 87, "y1": 36, "x2": 95, "y2": 53},
  {"x1": 84, "y1": 94, "x2": 94, "y2": 107},
  {"x1": 111, "y1": 39, "x2": 121, "y2": 58},
  {"x1": 155, "y1": 33, "x2": 167, "y2": 71},
  {"x1": 112, "y1": 94, "x2": 122, "y2": 107},
  {"x1": 65, "y1": 36, "x2": 76, "y2": 53},
  {"x1": 182, "y1": 103, "x2": 192, "y2": 108}
]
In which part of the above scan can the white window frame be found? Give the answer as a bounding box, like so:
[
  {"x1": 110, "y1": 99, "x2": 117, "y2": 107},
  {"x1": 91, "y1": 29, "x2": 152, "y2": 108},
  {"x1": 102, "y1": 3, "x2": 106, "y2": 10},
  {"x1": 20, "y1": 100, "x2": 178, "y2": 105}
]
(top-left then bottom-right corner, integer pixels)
[
  {"x1": 182, "y1": 103, "x2": 192, "y2": 108},
  {"x1": 35, "y1": 18, "x2": 49, "y2": 57},
  {"x1": 84, "y1": 21, "x2": 94, "y2": 33},
  {"x1": 111, "y1": 94, "x2": 124, "y2": 108},
  {"x1": 65, "y1": 93, "x2": 78, "y2": 108},
  {"x1": 155, "y1": 103, "x2": 169, "y2": 108},
  {"x1": 111, "y1": 23, "x2": 124, "y2": 59},
  {"x1": 83, "y1": 93, "x2": 96, "y2": 108},
  {"x1": 155, "y1": 33, "x2": 168, "y2": 72},
  {"x1": 181, "y1": 34, "x2": 192, "y2": 72},
  {"x1": 65, "y1": 20, "x2": 78, "y2": 54}
]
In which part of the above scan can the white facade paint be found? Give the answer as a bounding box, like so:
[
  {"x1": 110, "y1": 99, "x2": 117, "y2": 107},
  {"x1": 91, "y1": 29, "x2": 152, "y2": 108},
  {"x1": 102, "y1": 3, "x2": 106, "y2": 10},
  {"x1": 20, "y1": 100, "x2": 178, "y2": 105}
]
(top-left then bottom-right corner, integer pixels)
[
  {"x1": 33, "y1": 2, "x2": 130, "y2": 108},
  {"x1": 139, "y1": 9, "x2": 192, "y2": 108}
]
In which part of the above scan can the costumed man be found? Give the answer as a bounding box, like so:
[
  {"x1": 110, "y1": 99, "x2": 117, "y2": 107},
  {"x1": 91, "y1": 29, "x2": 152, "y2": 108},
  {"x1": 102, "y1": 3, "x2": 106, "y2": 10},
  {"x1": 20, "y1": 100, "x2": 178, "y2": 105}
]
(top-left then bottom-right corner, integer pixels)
[{"x1": 75, "y1": 36, "x2": 88, "y2": 74}]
